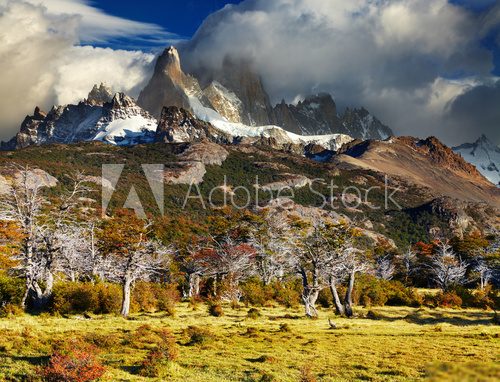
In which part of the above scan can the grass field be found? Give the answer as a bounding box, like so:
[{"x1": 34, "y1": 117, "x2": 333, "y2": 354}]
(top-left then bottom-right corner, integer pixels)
[{"x1": 0, "y1": 304, "x2": 498, "y2": 381}]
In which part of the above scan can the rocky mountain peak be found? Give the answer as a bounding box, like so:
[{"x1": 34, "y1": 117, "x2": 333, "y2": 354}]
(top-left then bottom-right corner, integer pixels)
[
  {"x1": 138, "y1": 46, "x2": 194, "y2": 118},
  {"x1": 157, "y1": 46, "x2": 182, "y2": 78},
  {"x1": 33, "y1": 107, "x2": 47, "y2": 120},
  {"x1": 453, "y1": 135, "x2": 500, "y2": 187},
  {"x1": 87, "y1": 83, "x2": 113, "y2": 106},
  {"x1": 110, "y1": 93, "x2": 136, "y2": 109}
]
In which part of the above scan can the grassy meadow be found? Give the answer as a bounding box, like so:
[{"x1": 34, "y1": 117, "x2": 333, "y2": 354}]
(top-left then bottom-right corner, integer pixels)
[{"x1": 0, "y1": 302, "x2": 498, "y2": 382}]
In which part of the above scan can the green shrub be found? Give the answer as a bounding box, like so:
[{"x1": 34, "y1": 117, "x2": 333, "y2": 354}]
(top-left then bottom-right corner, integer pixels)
[
  {"x1": 0, "y1": 273, "x2": 25, "y2": 307},
  {"x1": 317, "y1": 289, "x2": 332, "y2": 308},
  {"x1": 50, "y1": 282, "x2": 121, "y2": 315},
  {"x1": 354, "y1": 275, "x2": 422, "y2": 308},
  {"x1": 0, "y1": 303, "x2": 24, "y2": 318},
  {"x1": 132, "y1": 282, "x2": 179, "y2": 315},
  {"x1": 184, "y1": 326, "x2": 214, "y2": 346},
  {"x1": 272, "y1": 280, "x2": 301, "y2": 308},
  {"x1": 51, "y1": 282, "x2": 98, "y2": 314},
  {"x1": 452, "y1": 286, "x2": 496, "y2": 310},
  {"x1": 240, "y1": 278, "x2": 301, "y2": 308},
  {"x1": 95, "y1": 283, "x2": 122, "y2": 314}
]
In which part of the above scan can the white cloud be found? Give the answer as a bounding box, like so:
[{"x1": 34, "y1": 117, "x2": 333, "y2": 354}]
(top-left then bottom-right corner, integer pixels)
[
  {"x1": 182, "y1": 0, "x2": 499, "y2": 144},
  {"x1": 53, "y1": 46, "x2": 154, "y2": 106},
  {"x1": 0, "y1": 0, "x2": 161, "y2": 140},
  {"x1": 21, "y1": 0, "x2": 176, "y2": 44}
]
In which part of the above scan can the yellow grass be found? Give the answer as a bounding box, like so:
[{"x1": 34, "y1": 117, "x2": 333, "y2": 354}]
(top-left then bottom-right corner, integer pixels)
[{"x1": 0, "y1": 304, "x2": 498, "y2": 381}]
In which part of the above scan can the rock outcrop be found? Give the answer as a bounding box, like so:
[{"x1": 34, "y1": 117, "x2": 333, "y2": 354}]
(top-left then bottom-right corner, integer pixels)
[
  {"x1": 274, "y1": 94, "x2": 393, "y2": 140},
  {"x1": 87, "y1": 83, "x2": 114, "y2": 106},
  {"x1": 155, "y1": 106, "x2": 233, "y2": 144}
]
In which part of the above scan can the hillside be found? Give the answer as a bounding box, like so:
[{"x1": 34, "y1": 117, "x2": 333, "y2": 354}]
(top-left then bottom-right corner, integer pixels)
[{"x1": 0, "y1": 139, "x2": 497, "y2": 249}]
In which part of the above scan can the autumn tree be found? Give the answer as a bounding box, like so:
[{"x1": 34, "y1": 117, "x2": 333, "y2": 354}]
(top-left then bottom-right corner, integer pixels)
[{"x1": 99, "y1": 210, "x2": 172, "y2": 316}]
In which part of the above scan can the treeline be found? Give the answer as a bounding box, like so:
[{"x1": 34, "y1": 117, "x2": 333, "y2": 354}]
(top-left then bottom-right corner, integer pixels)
[{"x1": 0, "y1": 166, "x2": 498, "y2": 318}]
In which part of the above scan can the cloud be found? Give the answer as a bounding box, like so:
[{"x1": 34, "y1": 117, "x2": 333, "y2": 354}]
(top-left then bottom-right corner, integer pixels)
[
  {"x1": 22, "y1": 0, "x2": 177, "y2": 45},
  {"x1": 181, "y1": 0, "x2": 500, "y2": 145},
  {"x1": 0, "y1": 0, "x2": 160, "y2": 141},
  {"x1": 445, "y1": 79, "x2": 500, "y2": 144}
]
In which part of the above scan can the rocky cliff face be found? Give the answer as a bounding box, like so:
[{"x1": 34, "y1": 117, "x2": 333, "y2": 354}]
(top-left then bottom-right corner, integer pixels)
[
  {"x1": 274, "y1": 94, "x2": 393, "y2": 140},
  {"x1": 201, "y1": 57, "x2": 275, "y2": 126},
  {"x1": 87, "y1": 83, "x2": 114, "y2": 106},
  {"x1": 273, "y1": 94, "x2": 342, "y2": 135},
  {"x1": 155, "y1": 106, "x2": 233, "y2": 144},
  {"x1": 137, "y1": 46, "x2": 209, "y2": 118},
  {"x1": 341, "y1": 107, "x2": 393, "y2": 140}
]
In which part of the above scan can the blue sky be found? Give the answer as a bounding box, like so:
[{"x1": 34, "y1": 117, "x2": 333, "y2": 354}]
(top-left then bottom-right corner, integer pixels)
[{"x1": 93, "y1": 0, "x2": 243, "y2": 40}]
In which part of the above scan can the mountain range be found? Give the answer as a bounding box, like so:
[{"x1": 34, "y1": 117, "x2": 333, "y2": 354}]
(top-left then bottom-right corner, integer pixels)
[{"x1": 0, "y1": 45, "x2": 499, "y2": 211}]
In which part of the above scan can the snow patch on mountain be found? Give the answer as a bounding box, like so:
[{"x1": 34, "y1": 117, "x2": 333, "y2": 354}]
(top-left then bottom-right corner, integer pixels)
[
  {"x1": 453, "y1": 135, "x2": 500, "y2": 186},
  {"x1": 189, "y1": 96, "x2": 353, "y2": 151},
  {"x1": 94, "y1": 115, "x2": 157, "y2": 146}
]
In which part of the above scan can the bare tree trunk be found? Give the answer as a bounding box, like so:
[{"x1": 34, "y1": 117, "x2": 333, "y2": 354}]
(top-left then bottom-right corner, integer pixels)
[
  {"x1": 121, "y1": 275, "x2": 133, "y2": 317},
  {"x1": 188, "y1": 273, "x2": 200, "y2": 298},
  {"x1": 344, "y1": 271, "x2": 355, "y2": 318},
  {"x1": 329, "y1": 276, "x2": 345, "y2": 316},
  {"x1": 300, "y1": 268, "x2": 319, "y2": 318}
]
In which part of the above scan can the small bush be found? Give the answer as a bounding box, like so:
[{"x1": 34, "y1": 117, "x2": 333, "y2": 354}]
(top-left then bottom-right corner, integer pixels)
[
  {"x1": 453, "y1": 286, "x2": 496, "y2": 310},
  {"x1": 184, "y1": 326, "x2": 214, "y2": 346},
  {"x1": 50, "y1": 282, "x2": 121, "y2": 315},
  {"x1": 132, "y1": 282, "x2": 179, "y2": 315},
  {"x1": 240, "y1": 278, "x2": 301, "y2": 308},
  {"x1": 366, "y1": 310, "x2": 382, "y2": 320},
  {"x1": 0, "y1": 303, "x2": 24, "y2": 318},
  {"x1": 245, "y1": 327, "x2": 259, "y2": 337},
  {"x1": 51, "y1": 283, "x2": 98, "y2": 314},
  {"x1": 83, "y1": 333, "x2": 120, "y2": 350},
  {"x1": 0, "y1": 273, "x2": 25, "y2": 307},
  {"x1": 94, "y1": 283, "x2": 122, "y2": 314},
  {"x1": 139, "y1": 329, "x2": 179, "y2": 378},
  {"x1": 436, "y1": 291, "x2": 463, "y2": 308},
  {"x1": 247, "y1": 308, "x2": 261, "y2": 320},
  {"x1": 272, "y1": 280, "x2": 301, "y2": 308},
  {"x1": 38, "y1": 340, "x2": 105, "y2": 382},
  {"x1": 208, "y1": 301, "x2": 224, "y2": 317},
  {"x1": 354, "y1": 275, "x2": 422, "y2": 308}
]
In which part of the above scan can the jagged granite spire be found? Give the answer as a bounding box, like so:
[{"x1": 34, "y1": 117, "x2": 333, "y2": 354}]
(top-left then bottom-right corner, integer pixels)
[{"x1": 87, "y1": 83, "x2": 113, "y2": 106}]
